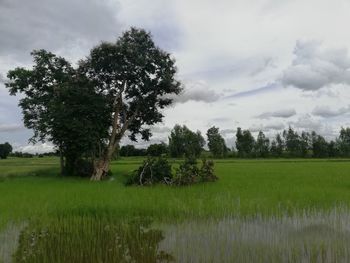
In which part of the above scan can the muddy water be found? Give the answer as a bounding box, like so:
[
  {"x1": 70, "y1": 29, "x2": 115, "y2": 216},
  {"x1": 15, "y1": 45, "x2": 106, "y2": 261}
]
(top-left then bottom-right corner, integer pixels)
[{"x1": 0, "y1": 223, "x2": 26, "y2": 263}]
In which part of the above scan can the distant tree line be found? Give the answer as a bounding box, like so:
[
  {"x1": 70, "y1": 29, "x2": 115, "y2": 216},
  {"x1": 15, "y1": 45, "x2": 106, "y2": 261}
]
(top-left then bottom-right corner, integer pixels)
[
  {"x1": 235, "y1": 127, "x2": 350, "y2": 158},
  {"x1": 9, "y1": 151, "x2": 59, "y2": 158},
  {"x1": 118, "y1": 125, "x2": 350, "y2": 159}
]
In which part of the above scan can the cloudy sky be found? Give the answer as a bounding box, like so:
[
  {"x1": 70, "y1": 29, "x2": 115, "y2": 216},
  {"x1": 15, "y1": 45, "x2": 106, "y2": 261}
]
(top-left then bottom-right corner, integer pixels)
[{"x1": 1, "y1": 0, "x2": 350, "y2": 153}]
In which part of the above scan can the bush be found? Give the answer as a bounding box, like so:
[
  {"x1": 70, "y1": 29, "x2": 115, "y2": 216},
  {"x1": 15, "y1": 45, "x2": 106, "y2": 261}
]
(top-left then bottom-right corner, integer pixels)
[
  {"x1": 127, "y1": 157, "x2": 218, "y2": 186},
  {"x1": 173, "y1": 158, "x2": 218, "y2": 186},
  {"x1": 126, "y1": 157, "x2": 172, "y2": 185},
  {"x1": 199, "y1": 159, "x2": 217, "y2": 182}
]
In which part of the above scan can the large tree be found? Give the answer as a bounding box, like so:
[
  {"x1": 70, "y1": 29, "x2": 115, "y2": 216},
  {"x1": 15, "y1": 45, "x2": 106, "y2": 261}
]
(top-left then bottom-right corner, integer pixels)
[
  {"x1": 80, "y1": 28, "x2": 182, "y2": 180},
  {"x1": 206, "y1": 126, "x2": 227, "y2": 158},
  {"x1": 6, "y1": 50, "x2": 109, "y2": 175}
]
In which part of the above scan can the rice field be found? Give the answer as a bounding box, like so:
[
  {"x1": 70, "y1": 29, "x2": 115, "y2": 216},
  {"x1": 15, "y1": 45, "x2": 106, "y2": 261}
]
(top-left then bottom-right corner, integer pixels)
[{"x1": 1, "y1": 157, "x2": 350, "y2": 262}]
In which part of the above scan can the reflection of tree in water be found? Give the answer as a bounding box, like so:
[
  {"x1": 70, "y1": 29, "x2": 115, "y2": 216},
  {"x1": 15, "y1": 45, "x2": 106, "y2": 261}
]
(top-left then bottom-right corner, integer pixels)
[{"x1": 14, "y1": 217, "x2": 173, "y2": 263}]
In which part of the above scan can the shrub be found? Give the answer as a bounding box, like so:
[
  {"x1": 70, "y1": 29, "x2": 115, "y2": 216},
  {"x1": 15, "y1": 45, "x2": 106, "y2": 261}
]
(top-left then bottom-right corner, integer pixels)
[
  {"x1": 199, "y1": 159, "x2": 218, "y2": 182},
  {"x1": 126, "y1": 157, "x2": 172, "y2": 185},
  {"x1": 173, "y1": 158, "x2": 218, "y2": 186}
]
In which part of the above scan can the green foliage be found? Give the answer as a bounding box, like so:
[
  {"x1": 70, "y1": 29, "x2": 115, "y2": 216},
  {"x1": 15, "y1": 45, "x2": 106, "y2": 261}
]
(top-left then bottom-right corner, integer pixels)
[
  {"x1": 338, "y1": 127, "x2": 350, "y2": 156},
  {"x1": 207, "y1": 126, "x2": 227, "y2": 158},
  {"x1": 6, "y1": 50, "x2": 110, "y2": 175},
  {"x1": 168, "y1": 125, "x2": 205, "y2": 158},
  {"x1": 254, "y1": 131, "x2": 270, "y2": 158},
  {"x1": 81, "y1": 27, "x2": 182, "y2": 145},
  {"x1": 173, "y1": 158, "x2": 218, "y2": 186},
  {"x1": 0, "y1": 142, "x2": 12, "y2": 159},
  {"x1": 147, "y1": 143, "x2": 168, "y2": 157},
  {"x1": 126, "y1": 157, "x2": 172, "y2": 185},
  {"x1": 236, "y1": 128, "x2": 255, "y2": 157},
  {"x1": 119, "y1": 145, "x2": 147, "y2": 157}
]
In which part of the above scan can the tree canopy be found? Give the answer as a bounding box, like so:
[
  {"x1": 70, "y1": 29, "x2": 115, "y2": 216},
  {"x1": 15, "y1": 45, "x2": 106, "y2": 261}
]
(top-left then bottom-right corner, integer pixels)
[
  {"x1": 168, "y1": 125, "x2": 205, "y2": 158},
  {"x1": 206, "y1": 126, "x2": 227, "y2": 158},
  {"x1": 0, "y1": 142, "x2": 13, "y2": 159},
  {"x1": 6, "y1": 28, "x2": 181, "y2": 180}
]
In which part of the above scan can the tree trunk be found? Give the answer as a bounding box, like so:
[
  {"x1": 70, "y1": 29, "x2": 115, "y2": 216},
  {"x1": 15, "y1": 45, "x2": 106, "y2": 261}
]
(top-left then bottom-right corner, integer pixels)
[
  {"x1": 59, "y1": 148, "x2": 65, "y2": 176},
  {"x1": 91, "y1": 142, "x2": 119, "y2": 181},
  {"x1": 91, "y1": 158, "x2": 110, "y2": 181}
]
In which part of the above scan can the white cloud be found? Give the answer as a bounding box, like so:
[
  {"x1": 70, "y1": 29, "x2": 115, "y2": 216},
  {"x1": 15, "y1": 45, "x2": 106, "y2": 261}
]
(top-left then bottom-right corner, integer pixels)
[
  {"x1": 15, "y1": 143, "x2": 55, "y2": 154},
  {"x1": 281, "y1": 40, "x2": 350, "y2": 91}
]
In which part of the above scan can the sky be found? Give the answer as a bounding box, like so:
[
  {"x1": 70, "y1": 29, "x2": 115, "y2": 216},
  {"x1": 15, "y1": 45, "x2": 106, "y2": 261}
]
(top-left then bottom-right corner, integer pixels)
[{"x1": 1, "y1": 0, "x2": 350, "y2": 153}]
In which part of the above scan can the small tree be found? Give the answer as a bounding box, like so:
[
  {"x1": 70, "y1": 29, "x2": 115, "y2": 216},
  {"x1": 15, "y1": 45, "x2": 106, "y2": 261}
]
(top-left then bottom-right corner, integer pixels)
[
  {"x1": 311, "y1": 131, "x2": 329, "y2": 158},
  {"x1": 254, "y1": 131, "x2": 270, "y2": 158},
  {"x1": 206, "y1": 126, "x2": 227, "y2": 158},
  {"x1": 236, "y1": 128, "x2": 255, "y2": 157},
  {"x1": 147, "y1": 143, "x2": 168, "y2": 157},
  {"x1": 168, "y1": 125, "x2": 205, "y2": 158},
  {"x1": 283, "y1": 127, "x2": 301, "y2": 157},
  {"x1": 338, "y1": 127, "x2": 350, "y2": 157}
]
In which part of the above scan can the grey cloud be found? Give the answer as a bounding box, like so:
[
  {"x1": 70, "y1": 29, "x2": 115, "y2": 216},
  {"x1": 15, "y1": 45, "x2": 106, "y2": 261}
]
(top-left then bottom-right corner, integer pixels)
[
  {"x1": 0, "y1": 0, "x2": 121, "y2": 60},
  {"x1": 288, "y1": 115, "x2": 337, "y2": 139},
  {"x1": 312, "y1": 105, "x2": 350, "y2": 118},
  {"x1": 226, "y1": 82, "x2": 279, "y2": 99},
  {"x1": 150, "y1": 126, "x2": 172, "y2": 134},
  {"x1": 171, "y1": 81, "x2": 221, "y2": 103},
  {"x1": 210, "y1": 117, "x2": 231, "y2": 123},
  {"x1": 249, "y1": 122, "x2": 285, "y2": 133},
  {"x1": 289, "y1": 115, "x2": 322, "y2": 132},
  {"x1": 281, "y1": 41, "x2": 350, "y2": 91},
  {"x1": 256, "y1": 108, "x2": 296, "y2": 119},
  {"x1": 183, "y1": 56, "x2": 275, "y2": 82},
  {"x1": 220, "y1": 129, "x2": 235, "y2": 136},
  {"x1": 0, "y1": 123, "x2": 24, "y2": 132}
]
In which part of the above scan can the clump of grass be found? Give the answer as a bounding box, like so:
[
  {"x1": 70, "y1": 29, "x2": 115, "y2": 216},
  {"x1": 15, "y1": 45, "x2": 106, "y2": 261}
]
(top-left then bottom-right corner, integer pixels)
[{"x1": 14, "y1": 217, "x2": 173, "y2": 263}]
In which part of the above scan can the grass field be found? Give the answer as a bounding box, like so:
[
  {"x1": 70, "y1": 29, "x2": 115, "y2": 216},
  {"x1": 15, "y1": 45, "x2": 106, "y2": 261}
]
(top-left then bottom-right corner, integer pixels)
[{"x1": 1, "y1": 157, "x2": 350, "y2": 262}]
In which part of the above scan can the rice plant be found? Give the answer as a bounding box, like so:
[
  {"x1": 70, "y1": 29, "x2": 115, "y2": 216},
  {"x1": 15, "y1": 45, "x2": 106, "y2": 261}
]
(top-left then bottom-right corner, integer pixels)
[{"x1": 14, "y1": 217, "x2": 173, "y2": 263}]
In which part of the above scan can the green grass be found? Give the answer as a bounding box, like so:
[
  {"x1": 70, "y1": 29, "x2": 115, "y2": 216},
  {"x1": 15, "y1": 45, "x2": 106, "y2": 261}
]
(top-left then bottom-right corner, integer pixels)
[
  {"x1": 1, "y1": 157, "x2": 350, "y2": 225},
  {"x1": 2, "y1": 157, "x2": 350, "y2": 262}
]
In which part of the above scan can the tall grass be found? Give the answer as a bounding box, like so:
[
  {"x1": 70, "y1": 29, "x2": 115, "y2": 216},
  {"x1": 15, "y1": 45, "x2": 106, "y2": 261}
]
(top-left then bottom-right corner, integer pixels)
[{"x1": 14, "y1": 217, "x2": 172, "y2": 263}]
